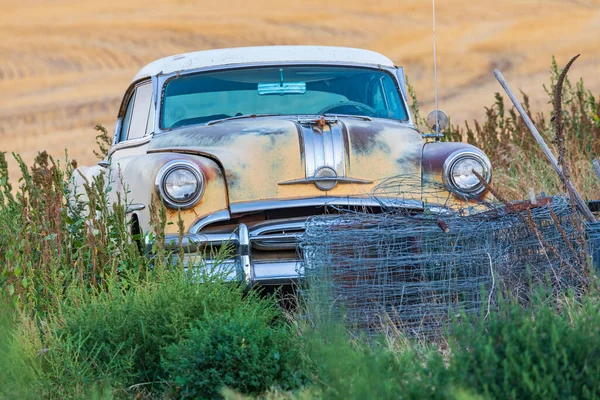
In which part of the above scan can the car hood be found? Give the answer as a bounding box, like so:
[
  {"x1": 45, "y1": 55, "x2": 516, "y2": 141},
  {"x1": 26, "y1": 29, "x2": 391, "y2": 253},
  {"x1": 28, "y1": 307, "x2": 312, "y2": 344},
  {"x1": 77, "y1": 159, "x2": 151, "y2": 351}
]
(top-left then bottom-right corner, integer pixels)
[{"x1": 148, "y1": 117, "x2": 423, "y2": 210}]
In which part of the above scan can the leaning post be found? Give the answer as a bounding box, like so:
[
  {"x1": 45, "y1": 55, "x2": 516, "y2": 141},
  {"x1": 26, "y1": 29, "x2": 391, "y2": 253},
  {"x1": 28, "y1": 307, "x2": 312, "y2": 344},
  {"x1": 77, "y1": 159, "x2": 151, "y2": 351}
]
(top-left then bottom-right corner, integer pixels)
[
  {"x1": 493, "y1": 69, "x2": 596, "y2": 223},
  {"x1": 593, "y1": 159, "x2": 600, "y2": 185}
]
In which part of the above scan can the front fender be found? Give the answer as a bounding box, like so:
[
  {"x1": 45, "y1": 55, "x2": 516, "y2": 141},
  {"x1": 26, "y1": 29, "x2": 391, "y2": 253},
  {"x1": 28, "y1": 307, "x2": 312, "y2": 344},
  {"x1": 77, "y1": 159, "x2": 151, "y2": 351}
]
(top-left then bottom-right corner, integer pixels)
[
  {"x1": 422, "y1": 141, "x2": 493, "y2": 209},
  {"x1": 69, "y1": 164, "x2": 105, "y2": 211},
  {"x1": 116, "y1": 153, "x2": 228, "y2": 235}
]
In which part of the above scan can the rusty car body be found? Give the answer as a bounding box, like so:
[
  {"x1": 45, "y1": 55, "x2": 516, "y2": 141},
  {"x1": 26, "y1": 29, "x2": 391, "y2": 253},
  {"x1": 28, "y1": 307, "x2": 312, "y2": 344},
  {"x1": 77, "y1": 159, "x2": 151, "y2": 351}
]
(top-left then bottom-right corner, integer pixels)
[{"x1": 72, "y1": 46, "x2": 493, "y2": 287}]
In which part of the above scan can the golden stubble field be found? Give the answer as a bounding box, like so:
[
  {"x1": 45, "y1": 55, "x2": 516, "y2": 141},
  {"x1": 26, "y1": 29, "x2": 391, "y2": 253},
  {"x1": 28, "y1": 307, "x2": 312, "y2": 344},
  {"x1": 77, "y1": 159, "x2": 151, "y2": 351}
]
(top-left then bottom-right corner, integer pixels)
[{"x1": 2, "y1": 0, "x2": 600, "y2": 170}]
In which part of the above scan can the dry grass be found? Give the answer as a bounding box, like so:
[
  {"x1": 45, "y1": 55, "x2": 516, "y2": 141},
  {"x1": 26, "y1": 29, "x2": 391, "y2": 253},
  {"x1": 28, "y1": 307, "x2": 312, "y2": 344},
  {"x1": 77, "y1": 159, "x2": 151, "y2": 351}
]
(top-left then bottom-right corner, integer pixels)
[{"x1": 2, "y1": 0, "x2": 600, "y2": 172}]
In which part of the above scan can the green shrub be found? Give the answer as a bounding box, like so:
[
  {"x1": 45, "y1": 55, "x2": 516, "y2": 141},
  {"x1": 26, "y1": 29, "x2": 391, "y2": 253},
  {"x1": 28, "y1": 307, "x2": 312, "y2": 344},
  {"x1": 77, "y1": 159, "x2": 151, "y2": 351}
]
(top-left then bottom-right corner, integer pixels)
[
  {"x1": 45, "y1": 269, "x2": 257, "y2": 396},
  {"x1": 162, "y1": 301, "x2": 305, "y2": 399},
  {"x1": 446, "y1": 296, "x2": 600, "y2": 400},
  {"x1": 298, "y1": 292, "x2": 600, "y2": 400}
]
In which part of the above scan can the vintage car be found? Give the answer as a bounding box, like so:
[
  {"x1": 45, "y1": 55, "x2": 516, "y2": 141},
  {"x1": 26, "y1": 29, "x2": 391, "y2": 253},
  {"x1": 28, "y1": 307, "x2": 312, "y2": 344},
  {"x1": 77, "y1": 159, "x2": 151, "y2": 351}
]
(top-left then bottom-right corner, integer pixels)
[{"x1": 73, "y1": 46, "x2": 492, "y2": 287}]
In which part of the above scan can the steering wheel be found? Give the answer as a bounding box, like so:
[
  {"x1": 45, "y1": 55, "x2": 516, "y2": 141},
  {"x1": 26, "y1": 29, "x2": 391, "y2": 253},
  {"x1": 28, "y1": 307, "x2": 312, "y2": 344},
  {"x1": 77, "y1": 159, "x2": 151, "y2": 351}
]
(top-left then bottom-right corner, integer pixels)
[{"x1": 318, "y1": 101, "x2": 376, "y2": 116}]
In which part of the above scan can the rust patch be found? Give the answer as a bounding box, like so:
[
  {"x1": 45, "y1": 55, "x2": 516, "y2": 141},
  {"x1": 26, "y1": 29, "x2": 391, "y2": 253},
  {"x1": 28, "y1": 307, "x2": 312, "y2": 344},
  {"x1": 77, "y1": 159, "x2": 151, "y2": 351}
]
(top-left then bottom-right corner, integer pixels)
[
  {"x1": 345, "y1": 121, "x2": 397, "y2": 156},
  {"x1": 349, "y1": 129, "x2": 380, "y2": 155},
  {"x1": 151, "y1": 119, "x2": 295, "y2": 151}
]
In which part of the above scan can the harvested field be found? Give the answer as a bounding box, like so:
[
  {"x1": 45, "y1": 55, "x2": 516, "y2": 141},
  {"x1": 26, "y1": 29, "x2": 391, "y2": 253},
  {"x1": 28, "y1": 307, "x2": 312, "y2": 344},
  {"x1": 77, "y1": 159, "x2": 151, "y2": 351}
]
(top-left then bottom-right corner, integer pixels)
[{"x1": 2, "y1": 0, "x2": 600, "y2": 170}]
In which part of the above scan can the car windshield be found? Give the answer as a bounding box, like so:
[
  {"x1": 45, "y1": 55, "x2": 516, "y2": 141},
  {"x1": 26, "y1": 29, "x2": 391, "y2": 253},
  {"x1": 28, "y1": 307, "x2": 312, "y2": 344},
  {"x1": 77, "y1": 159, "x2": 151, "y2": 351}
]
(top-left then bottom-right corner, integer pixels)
[{"x1": 160, "y1": 65, "x2": 408, "y2": 129}]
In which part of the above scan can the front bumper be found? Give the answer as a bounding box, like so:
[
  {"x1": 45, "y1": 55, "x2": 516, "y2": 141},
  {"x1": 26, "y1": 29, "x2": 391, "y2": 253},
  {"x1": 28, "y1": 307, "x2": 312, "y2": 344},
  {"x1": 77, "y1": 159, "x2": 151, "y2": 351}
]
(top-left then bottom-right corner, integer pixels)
[
  {"x1": 150, "y1": 197, "x2": 430, "y2": 286},
  {"x1": 160, "y1": 222, "x2": 304, "y2": 286}
]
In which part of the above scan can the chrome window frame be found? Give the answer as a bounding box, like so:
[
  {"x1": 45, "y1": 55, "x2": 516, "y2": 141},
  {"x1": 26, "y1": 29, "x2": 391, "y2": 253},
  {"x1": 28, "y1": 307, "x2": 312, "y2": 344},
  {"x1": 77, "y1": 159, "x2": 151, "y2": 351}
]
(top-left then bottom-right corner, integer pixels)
[
  {"x1": 113, "y1": 78, "x2": 153, "y2": 145},
  {"x1": 153, "y1": 62, "x2": 415, "y2": 134}
]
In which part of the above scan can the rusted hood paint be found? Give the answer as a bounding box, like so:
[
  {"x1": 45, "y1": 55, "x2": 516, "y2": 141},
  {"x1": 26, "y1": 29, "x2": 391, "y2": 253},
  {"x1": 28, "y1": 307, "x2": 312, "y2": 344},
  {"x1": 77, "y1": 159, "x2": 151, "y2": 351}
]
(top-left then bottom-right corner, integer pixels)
[{"x1": 148, "y1": 117, "x2": 424, "y2": 207}]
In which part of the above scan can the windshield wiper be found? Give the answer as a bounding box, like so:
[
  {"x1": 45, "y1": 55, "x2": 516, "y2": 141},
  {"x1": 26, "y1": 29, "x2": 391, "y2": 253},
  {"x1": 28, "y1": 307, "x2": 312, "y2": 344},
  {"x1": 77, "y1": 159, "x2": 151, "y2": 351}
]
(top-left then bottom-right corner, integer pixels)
[
  {"x1": 207, "y1": 113, "x2": 282, "y2": 126},
  {"x1": 322, "y1": 113, "x2": 372, "y2": 121}
]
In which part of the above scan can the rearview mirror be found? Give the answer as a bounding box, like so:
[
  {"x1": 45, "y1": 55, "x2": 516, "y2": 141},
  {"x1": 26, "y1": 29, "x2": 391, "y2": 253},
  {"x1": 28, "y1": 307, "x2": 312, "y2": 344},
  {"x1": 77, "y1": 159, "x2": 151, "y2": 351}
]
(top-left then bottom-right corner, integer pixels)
[
  {"x1": 426, "y1": 110, "x2": 449, "y2": 132},
  {"x1": 258, "y1": 82, "x2": 306, "y2": 95}
]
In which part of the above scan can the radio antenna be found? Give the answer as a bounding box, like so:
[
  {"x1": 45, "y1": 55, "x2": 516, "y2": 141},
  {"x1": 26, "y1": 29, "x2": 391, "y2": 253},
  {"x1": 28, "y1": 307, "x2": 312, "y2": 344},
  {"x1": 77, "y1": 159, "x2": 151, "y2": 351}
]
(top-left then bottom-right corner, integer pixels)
[{"x1": 432, "y1": 0, "x2": 439, "y2": 134}]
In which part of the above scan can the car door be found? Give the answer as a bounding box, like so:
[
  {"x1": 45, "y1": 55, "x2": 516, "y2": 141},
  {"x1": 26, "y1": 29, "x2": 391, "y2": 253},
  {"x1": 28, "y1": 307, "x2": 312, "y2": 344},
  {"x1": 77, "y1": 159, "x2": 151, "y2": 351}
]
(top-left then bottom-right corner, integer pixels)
[{"x1": 103, "y1": 80, "x2": 154, "y2": 204}]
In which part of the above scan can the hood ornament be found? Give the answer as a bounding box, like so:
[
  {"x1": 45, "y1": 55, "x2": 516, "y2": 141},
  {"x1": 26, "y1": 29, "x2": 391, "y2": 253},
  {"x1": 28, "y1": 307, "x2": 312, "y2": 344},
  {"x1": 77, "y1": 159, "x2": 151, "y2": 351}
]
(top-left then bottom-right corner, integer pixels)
[{"x1": 278, "y1": 116, "x2": 372, "y2": 191}]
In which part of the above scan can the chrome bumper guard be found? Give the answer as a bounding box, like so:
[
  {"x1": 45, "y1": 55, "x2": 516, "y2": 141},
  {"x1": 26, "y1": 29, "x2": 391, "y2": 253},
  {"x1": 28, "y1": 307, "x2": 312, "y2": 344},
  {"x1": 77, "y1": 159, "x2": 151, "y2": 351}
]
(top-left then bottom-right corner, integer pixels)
[{"x1": 161, "y1": 223, "x2": 304, "y2": 286}]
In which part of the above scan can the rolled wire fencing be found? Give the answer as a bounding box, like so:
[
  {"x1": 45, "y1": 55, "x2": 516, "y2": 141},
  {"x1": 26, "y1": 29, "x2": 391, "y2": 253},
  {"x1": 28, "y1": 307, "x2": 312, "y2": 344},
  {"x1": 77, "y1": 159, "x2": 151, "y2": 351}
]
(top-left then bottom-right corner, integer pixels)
[{"x1": 299, "y1": 176, "x2": 592, "y2": 338}]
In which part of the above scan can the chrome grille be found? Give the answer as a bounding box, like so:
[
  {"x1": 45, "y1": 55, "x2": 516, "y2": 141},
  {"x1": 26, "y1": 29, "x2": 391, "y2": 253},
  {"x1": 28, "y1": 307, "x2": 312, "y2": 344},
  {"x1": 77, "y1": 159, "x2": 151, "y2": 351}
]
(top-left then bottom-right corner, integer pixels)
[{"x1": 249, "y1": 219, "x2": 305, "y2": 251}]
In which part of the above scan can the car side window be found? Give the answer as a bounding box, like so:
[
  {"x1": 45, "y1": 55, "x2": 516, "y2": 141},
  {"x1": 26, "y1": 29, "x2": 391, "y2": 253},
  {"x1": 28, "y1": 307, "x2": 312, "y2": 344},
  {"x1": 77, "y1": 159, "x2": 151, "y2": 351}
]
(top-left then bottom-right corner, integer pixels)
[
  {"x1": 119, "y1": 92, "x2": 136, "y2": 143},
  {"x1": 119, "y1": 82, "x2": 152, "y2": 142}
]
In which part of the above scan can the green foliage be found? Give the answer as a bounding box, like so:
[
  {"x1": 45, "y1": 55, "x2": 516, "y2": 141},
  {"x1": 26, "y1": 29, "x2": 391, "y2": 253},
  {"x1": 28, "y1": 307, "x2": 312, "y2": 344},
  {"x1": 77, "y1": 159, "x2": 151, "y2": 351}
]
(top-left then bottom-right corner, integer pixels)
[
  {"x1": 0, "y1": 300, "x2": 44, "y2": 399},
  {"x1": 93, "y1": 124, "x2": 112, "y2": 160},
  {"x1": 0, "y1": 146, "x2": 305, "y2": 399},
  {"x1": 447, "y1": 296, "x2": 600, "y2": 399},
  {"x1": 162, "y1": 299, "x2": 305, "y2": 399},
  {"x1": 3, "y1": 59, "x2": 600, "y2": 399},
  {"x1": 301, "y1": 329, "x2": 429, "y2": 400},
  {"x1": 443, "y1": 92, "x2": 542, "y2": 166},
  {"x1": 406, "y1": 77, "x2": 427, "y2": 131},
  {"x1": 43, "y1": 270, "x2": 298, "y2": 398},
  {"x1": 0, "y1": 150, "x2": 147, "y2": 315},
  {"x1": 293, "y1": 293, "x2": 600, "y2": 400}
]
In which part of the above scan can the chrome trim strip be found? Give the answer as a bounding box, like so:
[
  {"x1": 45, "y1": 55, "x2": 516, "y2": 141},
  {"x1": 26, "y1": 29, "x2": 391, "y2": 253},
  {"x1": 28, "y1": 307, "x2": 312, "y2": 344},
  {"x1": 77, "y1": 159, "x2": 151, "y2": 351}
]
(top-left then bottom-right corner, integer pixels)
[
  {"x1": 298, "y1": 121, "x2": 347, "y2": 182},
  {"x1": 330, "y1": 121, "x2": 346, "y2": 176},
  {"x1": 302, "y1": 124, "x2": 317, "y2": 178},
  {"x1": 253, "y1": 261, "x2": 302, "y2": 285},
  {"x1": 251, "y1": 234, "x2": 300, "y2": 251},
  {"x1": 189, "y1": 209, "x2": 232, "y2": 234},
  {"x1": 126, "y1": 203, "x2": 145, "y2": 214},
  {"x1": 322, "y1": 124, "x2": 334, "y2": 171},
  {"x1": 107, "y1": 136, "x2": 152, "y2": 159},
  {"x1": 229, "y1": 197, "x2": 423, "y2": 215},
  {"x1": 162, "y1": 232, "x2": 239, "y2": 253},
  {"x1": 250, "y1": 219, "x2": 306, "y2": 251},
  {"x1": 253, "y1": 233, "x2": 300, "y2": 241},
  {"x1": 278, "y1": 176, "x2": 372, "y2": 185},
  {"x1": 250, "y1": 219, "x2": 306, "y2": 237},
  {"x1": 238, "y1": 224, "x2": 253, "y2": 284},
  {"x1": 296, "y1": 118, "x2": 349, "y2": 191}
]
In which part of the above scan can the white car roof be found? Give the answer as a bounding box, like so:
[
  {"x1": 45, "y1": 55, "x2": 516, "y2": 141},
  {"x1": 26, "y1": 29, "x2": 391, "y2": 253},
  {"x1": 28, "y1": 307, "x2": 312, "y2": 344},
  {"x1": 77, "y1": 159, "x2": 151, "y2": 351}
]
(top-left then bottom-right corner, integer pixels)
[{"x1": 132, "y1": 46, "x2": 396, "y2": 82}]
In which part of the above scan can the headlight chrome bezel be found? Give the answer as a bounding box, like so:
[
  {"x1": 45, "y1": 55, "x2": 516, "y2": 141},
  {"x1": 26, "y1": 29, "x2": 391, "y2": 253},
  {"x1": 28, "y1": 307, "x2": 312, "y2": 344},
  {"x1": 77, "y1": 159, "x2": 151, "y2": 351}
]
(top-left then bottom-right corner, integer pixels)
[
  {"x1": 442, "y1": 149, "x2": 492, "y2": 198},
  {"x1": 155, "y1": 160, "x2": 205, "y2": 209}
]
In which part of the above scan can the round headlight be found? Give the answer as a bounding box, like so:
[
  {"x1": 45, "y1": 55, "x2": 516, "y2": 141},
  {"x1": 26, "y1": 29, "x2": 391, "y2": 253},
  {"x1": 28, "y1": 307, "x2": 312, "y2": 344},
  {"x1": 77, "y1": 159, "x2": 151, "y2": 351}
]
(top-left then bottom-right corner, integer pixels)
[
  {"x1": 156, "y1": 161, "x2": 204, "y2": 209},
  {"x1": 442, "y1": 150, "x2": 491, "y2": 197},
  {"x1": 164, "y1": 169, "x2": 199, "y2": 201}
]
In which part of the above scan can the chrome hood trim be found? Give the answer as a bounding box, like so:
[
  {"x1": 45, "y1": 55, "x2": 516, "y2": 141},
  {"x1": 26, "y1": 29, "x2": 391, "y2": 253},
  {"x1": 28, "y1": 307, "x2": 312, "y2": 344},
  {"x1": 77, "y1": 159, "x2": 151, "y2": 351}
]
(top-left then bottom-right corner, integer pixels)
[{"x1": 228, "y1": 196, "x2": 423, "y2": 215}]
